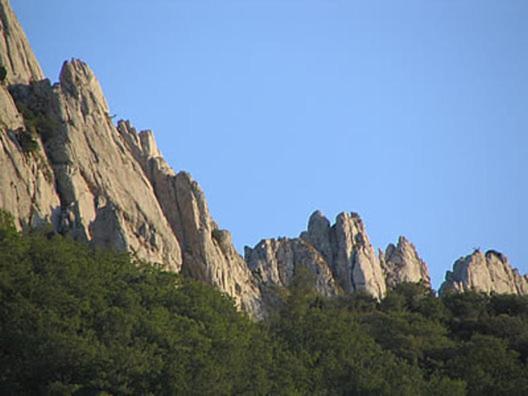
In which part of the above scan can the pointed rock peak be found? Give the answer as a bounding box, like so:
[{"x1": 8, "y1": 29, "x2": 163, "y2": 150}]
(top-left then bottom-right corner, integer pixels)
[
  {"x1": 309, "y1": 209, "x2": 327, "y2": 222},
  {"x1": 116, "y1": 119, "x2": 139, "y2": 143},
  {"x1": 175, "y1": 171, "x2": 195, "y2": 187},
  {"x1": 383, "y1": 235, "x2": 431, "y2": 289},
  {"x1": 117, "y1": 119, "x2": 135, "y2": 134},
  {"x1": 301, "y1": 210, "x2": 333, "y2": 263},
  {"x1": 139, "y1": 130, "x2": 161, "y2": 158},
  {"x1": 0, "y1": 0, "x2": 44, "y2": 84},
  {"x1": 393, "y1": 236, "x2": 422, "y2": 259},
  {"x1": 397, "y1": 235, "x2": 411, "y2": 247},
  {"x1": 307, "y1": 210, "x2": 330, "y2": 232},
  {"x1": 59, "y1": 59, "x2": 109, "y2": 112},
  {"x1": 335, "y1": 211, "x2": 363, "y2": 224},
  {"x1": 59, "y1": 59, "x2": 93, "y2": 83},
  {"x1": 485, "y1": 249, "x2": 507, "y2": 263}
]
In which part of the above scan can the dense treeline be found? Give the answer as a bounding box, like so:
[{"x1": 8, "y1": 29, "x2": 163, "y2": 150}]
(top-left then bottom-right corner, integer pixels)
[{"x1": 1, "y1": 212, "x2": 527, "y2": 395}]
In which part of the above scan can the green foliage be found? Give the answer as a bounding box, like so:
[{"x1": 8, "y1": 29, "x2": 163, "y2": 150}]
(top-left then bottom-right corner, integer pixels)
[
  {"x1": 0, "y1": 65, "x2": 7, "y2": 83},
  {"x1": 16, "y1": 102, "x2": 60, "y2": 142},
  {"x1": 447, "y1": 334, "x2": 528, "y2": 395},
  {"x1": 1, "y1": 219, "x2": 528, "y2": 395},
  {"x1": 16, "y1": 128, "x2": 39, "y2": 153},
  {"x1": 0, "y1": 223, "x2": 268, "y2": 394}
]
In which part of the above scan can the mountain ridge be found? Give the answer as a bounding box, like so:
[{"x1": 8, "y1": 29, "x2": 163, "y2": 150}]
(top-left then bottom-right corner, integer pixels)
[{"x1": 0, "y1": 0, "x2": 526, "y2": 318}]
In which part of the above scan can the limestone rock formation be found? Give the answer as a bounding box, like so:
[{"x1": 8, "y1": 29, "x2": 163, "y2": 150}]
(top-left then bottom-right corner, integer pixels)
[
  {"x1": 301, "y1": 211, "x2": 386, "y2": 298},
  {"x1": 247, "y1": 210, "x2": 386, "y2": 300},
  {"x1": 117, "y1": 120, "x2": 262, "y2": 315},
  {"x1": 0, "y1": 0, "x2": 262, "y2": 315},
  {"x1": 382, "y1": 236, "x2": 431, "y2": 289},
  {"x1": 0, "y1": 6, "x2": 60, "y2": 230},
  {"x1": 440, "y1": 250, "x2": 528, "y2": 295},
  {"x1": 245, "y1": 237, "x2": 339, "y2": 297},
  {"x1": 1, "y1": 0, "x2": 526, "y2": 318},
  {"x1": 0, "y1": 0, "x2": 44, "y2": 85}
]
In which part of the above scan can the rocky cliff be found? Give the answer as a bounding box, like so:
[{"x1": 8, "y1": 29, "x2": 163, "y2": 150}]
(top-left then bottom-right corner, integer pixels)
[
  {"x1": 0, "y1": 0, "x2": 59, "y2": 231},
  {"x1": 381, "y1": 236, "x2": 431, "y2": 289},
  {"x1": 246, "y1": 210, "x2": 434, "y2": 302},
  {"x1": 440, "y1": 250, "x2": 528, "y2": 295},
  {"x1": 0, "y1": 0, "x2": 525, "y2": 319},
  {"x1": 0, "y1": 0, "x2": 261, "y2": 316},
  {"x1": 0, "y1": 0, "x2": 43, "y2": 85}
]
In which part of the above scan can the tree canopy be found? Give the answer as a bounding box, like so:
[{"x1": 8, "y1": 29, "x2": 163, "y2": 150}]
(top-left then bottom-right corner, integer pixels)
[{"x1": 0, "y1": 212, "x2": 527, "y2": 395}]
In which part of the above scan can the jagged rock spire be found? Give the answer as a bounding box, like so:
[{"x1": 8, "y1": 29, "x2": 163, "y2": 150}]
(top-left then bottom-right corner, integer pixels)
[
  {"x1": 382, "y1": 236, "x2": 431, "y2": 289},
  {"x1": 247, "y1": 210, "x2": 387, "y2": 300},
  {"x1": 1, "y1": 0, "x2": 525, "y2": 319},
  {"x1": 0, "y1": 0, "x2": 44, "y2": 84}
]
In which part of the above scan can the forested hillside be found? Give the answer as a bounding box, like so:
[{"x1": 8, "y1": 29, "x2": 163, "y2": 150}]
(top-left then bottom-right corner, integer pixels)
[{"x1": 1, "y1": 211, "x2": 527, "y2": 395}]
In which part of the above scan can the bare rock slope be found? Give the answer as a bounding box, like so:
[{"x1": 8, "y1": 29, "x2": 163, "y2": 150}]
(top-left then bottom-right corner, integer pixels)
[
  {"x1": 381, "y1": 236, "x2": 431, "y2": 289},
  {"x1": 247, "y1": 211, "x2": 388, "y2": 300},
  {"x1": 0, "y1": 0, "x2": 44, "y2": 85},
  {"x1": 0, "y1": 0, "x2": 261, "y2": 316},
  {"x1": 440, "y1": 250, "x2": 528, "y2": 296},
  {"x1": 0, "y1": 0, "x2": 526, "y2": 318}
]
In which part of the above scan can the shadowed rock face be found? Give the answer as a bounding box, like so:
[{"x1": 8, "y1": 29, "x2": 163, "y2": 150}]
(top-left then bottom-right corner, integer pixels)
[
  {"x1": 382, "y1": 236, "x2": 431, "y2": 289},
  {"x1": 440, "y1": 250, "x2": 528, "y2": 296}
]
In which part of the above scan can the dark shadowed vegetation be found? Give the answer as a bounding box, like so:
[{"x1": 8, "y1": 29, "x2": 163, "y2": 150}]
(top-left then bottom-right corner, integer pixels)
[{"x1": 0, "y1": 211, "x2": 527, "y2": 395}]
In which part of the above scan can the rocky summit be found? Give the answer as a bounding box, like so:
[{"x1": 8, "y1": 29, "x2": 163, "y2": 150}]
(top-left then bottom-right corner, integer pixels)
[
  {"x1": 246, "y1": 210, "x2": 433, "y2": 304},
  {"x1": 0, "y1": 0, "x2": 525, "y2": 318},
  {"x1": 440, "y1": 250, "x2": 528, "y2": 296},
  {"x1": 0, "y1": 0, "x2": 261, "y2": 315}
]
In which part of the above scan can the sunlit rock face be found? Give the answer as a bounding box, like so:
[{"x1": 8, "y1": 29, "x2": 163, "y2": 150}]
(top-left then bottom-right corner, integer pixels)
[
  {"x1": 1, "y1": 0, "x2": 525, "y2": 319},
  {"x1": 247, "y1": 210, "x2": 387, "y2": 301},
  {"x1": 381, "y1": 236, "x2": 431, "y2": 289},
  {"x1": 0, "y1": 0, "x2": 44, "y2": 85},
  {"x1": 0, "y1": 0, "x2": 59, "y2": 230},
  {"x1": 440, "y1": 250, "x2": 528, "y2": 296},
  {"x1": 0, "y1": 0, "x2": 262, "y2": 317},
  {"x1": 246, "y1": 237, "x2": 339, "y2": 298}
]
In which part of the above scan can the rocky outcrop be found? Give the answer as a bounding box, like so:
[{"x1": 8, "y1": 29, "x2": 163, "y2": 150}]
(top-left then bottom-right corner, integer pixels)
[
  {"x1": 0, "y1": 0, "x2": 262, "y2": 314},
  {"x1": 440, "y1": 250, "x2": 528, "y2": 295},
  {"x1": 382, "y1": 236, "x2": 431, "y2": 289},
  {"x1": 2, "y1": 0, "x2": 526, "y2": 318},
  {"x1": 0, "y1": 0, "x2": 44, "y2": 85},
  {"x1": 117, "y1": 119, "x2": 263, "y2": 315},
  {"x1": 245, "y1": 237, "x2": 339, "y2": 297},
  {"x1": 246, "y1": 210, "x2": 386, "y2": 300},
  {"x1": 0, "y1": 1, "x2": 59, "y2": 230},
  {"x1": 301, "y1": 211, "x2": 386, "y2": 298},
  {"x1": 27, "y1": 59, "x2": 182, "y2": 271}
]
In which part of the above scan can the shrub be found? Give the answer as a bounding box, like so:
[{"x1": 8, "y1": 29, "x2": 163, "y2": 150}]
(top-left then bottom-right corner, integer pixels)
[
  {"x1": 16, "y1": 103, "x2": 59, "y2": 141},
  {"x1": 0, "y1": 65, "x2": 7, "y2": 83},
  {"x1": 16, "y1": 128, "x2": 39, "y2": 153}
]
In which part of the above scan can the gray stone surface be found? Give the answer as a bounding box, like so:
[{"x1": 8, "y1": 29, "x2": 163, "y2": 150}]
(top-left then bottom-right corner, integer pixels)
[
  {"x1": 246, "y1": 237, "x2": 338, "y2": 297},
  {"x1": 0, "y1": 0, "x2": 44, "y2": 84},
  {"x1": 1, "y1": 0, "x2": 526, "y2": 320},
  {"x1": 382, "y1": 236, "x2": 431, "y2": 289},
  {"x1": 248, "y1": 210, "x2": 387, "y2": 301},
  {"x1": 118, "y1": 119, "x2": 263, "y2": 315},
  {"x1": 440, "y1": 250, "x2": 528, "y2": 295}
]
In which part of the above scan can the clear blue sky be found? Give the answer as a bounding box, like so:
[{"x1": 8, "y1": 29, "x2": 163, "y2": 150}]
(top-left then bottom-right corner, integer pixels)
[{"x1": 13, "y1": 0, "x2": 527, "y2": 288}]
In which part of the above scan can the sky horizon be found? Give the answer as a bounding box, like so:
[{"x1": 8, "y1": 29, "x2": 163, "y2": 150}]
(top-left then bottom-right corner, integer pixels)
[{"x1": 12, "y1": 0, "x2": 527, "y2": 288}]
